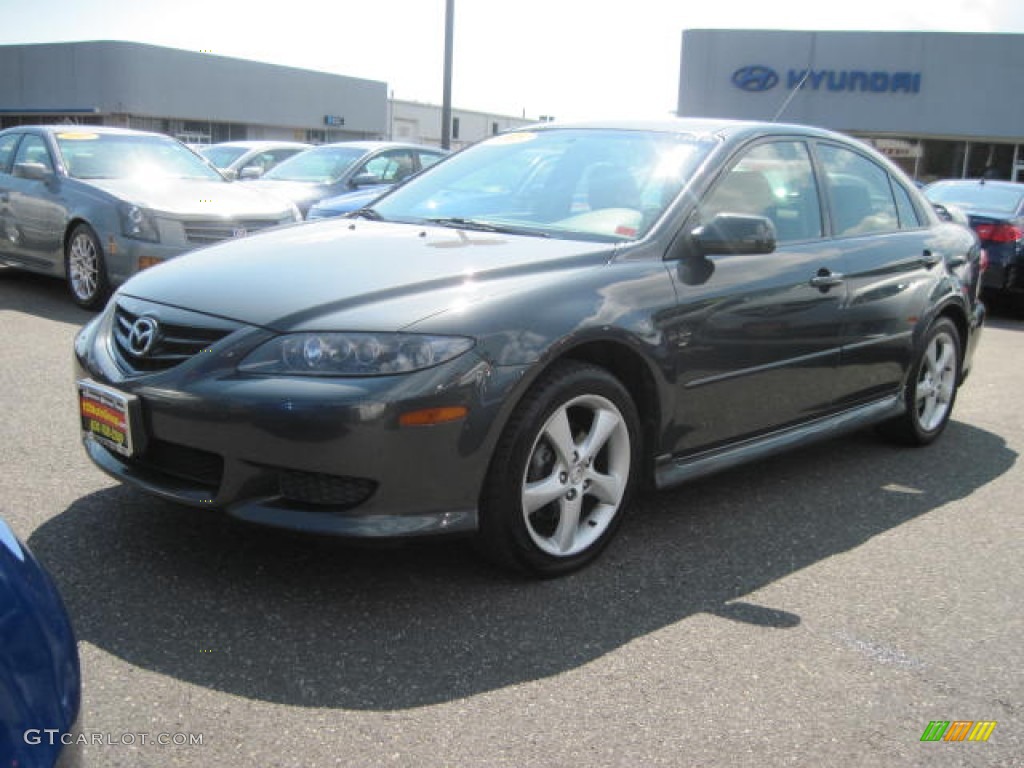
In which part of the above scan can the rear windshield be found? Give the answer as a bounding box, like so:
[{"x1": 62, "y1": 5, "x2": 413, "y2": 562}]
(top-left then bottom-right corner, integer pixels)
[{"x1": 926, "y1": 182, "x2": 1024, "y2": 214}]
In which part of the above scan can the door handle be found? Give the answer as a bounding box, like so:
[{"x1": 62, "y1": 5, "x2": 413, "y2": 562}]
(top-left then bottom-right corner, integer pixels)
[
  {"x1": 809, "y1": 269, "x2": 844, "y2": 289},
  {"x1": 920, "y1": 250, "x2": 940, "y2": 268}
]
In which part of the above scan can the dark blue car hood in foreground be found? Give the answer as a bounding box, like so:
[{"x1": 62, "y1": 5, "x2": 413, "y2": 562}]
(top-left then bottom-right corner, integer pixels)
[
  {"x1": 0, "y1": 520, "x2": 80, "y2": 768},
  {"x1": 118, "y1": 219, "x2": 616, "y2": 331}
]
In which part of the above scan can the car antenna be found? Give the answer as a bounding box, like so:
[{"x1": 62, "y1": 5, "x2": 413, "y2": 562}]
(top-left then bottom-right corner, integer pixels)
[{"x1": 771, "y1": 34, "x2": 817, "y2": 123}]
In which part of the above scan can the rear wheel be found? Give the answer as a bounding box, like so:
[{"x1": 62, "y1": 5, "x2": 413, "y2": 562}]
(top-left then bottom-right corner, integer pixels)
[
  {"x1": 479, "y1": 361, "x2": 640, "y2": 577},
  {"x1": 881, "y1": 317, "x2": 961, "y2": 445},
  {"x1": 65, "y1": 223, "x2": 110, "y2": 309}
]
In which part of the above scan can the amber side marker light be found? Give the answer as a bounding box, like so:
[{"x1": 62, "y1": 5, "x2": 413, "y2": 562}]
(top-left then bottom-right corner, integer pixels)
[
  {"x1": 137, "y1": 256, "x2": 164, "y2": 271},
  {"x1": 399, "y1": 406, "x2": 468, "y2": 427}
]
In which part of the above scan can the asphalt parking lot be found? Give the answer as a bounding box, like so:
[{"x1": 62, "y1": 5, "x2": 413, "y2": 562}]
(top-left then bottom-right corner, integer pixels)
[{"x1": 1, "y1": 269, "x2": 1021, "y2": 768}]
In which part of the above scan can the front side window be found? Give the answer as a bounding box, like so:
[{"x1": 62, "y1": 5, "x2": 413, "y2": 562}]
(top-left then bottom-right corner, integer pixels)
[
  {"x1": 358, "y1": 150, "x2": 416, "y2": 183},
  {"x1": 14, "y1": 134, "x2": 54, "y2": 172},
  {"x1": 373, "y1": 129, "x2": 715, "y2": 242},
  {"x1": 700, "y1": 140, "x2": 822, "y2": 243},
  {"x1": 818, "y1": 144, "x2": 899, "y2": 237},
  {"x1": 0, "y1": 134, "x2": 21, "y2": 173}
]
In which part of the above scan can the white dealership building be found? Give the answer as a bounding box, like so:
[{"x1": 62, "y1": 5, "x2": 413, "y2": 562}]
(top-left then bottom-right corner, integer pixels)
[{"x1": 678, "y1": 29, "x2": 1024, "y2": 183}]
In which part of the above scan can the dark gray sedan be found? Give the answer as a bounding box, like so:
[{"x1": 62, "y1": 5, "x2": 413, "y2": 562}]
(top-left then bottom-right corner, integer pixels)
[
  {"x1": 73, "y1": 119, "x2": 985, "y2": 576},
  {"x1": 0, "y1": 126, "x2": 301, "y2": 307}
]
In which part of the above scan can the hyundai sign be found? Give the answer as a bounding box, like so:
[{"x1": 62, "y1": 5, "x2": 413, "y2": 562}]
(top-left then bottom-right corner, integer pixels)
[{"x1": 732, "y1": 65, "x2": 922, "y2": 94}]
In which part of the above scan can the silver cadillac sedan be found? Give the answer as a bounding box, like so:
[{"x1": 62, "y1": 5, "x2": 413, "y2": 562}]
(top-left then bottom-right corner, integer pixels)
[{"x1": 0, "y1": 126, "x2": 301, "y2": 308}]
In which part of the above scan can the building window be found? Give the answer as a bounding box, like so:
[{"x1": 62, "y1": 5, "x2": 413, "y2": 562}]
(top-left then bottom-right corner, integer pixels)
[
  {"x1": 492, "y1": 122, "x2": 499, "y2": 135},
  {"x1": 452, "y1": 117, "x2": 460, "y2": 140}
]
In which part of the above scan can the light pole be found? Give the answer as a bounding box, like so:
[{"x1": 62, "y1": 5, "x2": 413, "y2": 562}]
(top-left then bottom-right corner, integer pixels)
[{"x1": 441, "y1": 0, "x2": 454, "y2": 149}]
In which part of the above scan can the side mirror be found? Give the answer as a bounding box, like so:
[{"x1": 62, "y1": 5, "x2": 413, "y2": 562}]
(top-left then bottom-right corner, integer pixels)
[
  {"x1": 350, "y1": 172, "x2": 382, "y2": 188},
  {"x1": 690, "y1": 213, "x2": 776, "y2": 256},
  {"x1": 13, "y1": 162, "x2": 53, "y2": 182},
  {"x1": 238, "y1": 166, "x2": 263, "y2": 180}
]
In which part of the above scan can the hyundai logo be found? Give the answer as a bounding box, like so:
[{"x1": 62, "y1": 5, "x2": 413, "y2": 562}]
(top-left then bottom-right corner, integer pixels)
[
  {"x1": 732, "y1": 65, "x2": 779, "y2": 92},
  {"x1": 127, "y1": 316, "x2": 159, "y2": 357}
]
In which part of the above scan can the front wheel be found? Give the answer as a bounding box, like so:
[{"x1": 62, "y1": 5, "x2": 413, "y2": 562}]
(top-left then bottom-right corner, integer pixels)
[
  {"x1": 479, "y1": 361, "x2": 641, "y2": 577},
  {"x1": 65, "y1": 223, "x2": 110, "y2": 310},
  {"x1": 881, "y1": 317, "x2": 961, "y2": 446}
]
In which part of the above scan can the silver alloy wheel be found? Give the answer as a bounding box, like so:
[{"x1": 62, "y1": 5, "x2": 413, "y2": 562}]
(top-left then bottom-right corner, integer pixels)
[
  {"x1": 914, "y1": 328, "x2": 957, "y2": 432},
  {"x1": 520, "y1": 393, "x2": 631, "y2": 557},
  {"x1": 68, "y1": 231, "x2": 100, "y2": 302}
]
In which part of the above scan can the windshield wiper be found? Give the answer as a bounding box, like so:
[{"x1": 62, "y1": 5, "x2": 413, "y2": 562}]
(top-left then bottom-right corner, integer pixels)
[
  {"x1": 424, "y1": 217, "x2": 550, "y2": 237},
  {"x1": 349, "y1": 207, "x2": 384, "y2": 221}
]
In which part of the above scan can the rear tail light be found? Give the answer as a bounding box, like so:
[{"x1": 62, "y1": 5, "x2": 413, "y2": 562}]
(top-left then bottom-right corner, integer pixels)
[{"x1": 973, "y1": 222, "x2": 1023, "y2": 243}]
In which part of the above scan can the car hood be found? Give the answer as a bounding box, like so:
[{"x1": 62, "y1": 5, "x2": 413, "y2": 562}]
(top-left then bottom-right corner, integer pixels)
[
  {"x1": 85, "y1": 177, "x2": 295, "y2": 218},
  {"x1": 311, "y1": 186, "x2": 389, "y2": 215},
  {"x1": 245, "y1": 179, "x2": 332, "y2": 209},
  {"x1": 119, "y1": 219, "x2": 615, "y2": 331}
]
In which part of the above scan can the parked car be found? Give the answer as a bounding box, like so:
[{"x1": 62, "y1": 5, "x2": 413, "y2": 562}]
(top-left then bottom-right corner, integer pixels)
[
  {"x1": 0, "y1": 516, "x2": 82, "y2": 767},
  {"x1": 0, "y1": 126, "x2": 302, "y2": 308},
  {"x1": 306, "y1": 148, "x2": 447, "y2": 220},
  {"x1": 74, "y1": 119, "x2": 985, "y2": 577},
  {"x1": 198, "y1": 140, "x2": 311, "y2": 180},
  {"x1": 247, "y1": 141, "x2": 447, "y2": 218},
  {"x1": 924, "y1": 179, "x2": 1023, "y2": 308}
]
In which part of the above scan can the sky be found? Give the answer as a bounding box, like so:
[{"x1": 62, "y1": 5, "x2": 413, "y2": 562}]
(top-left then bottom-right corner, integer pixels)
[{"x1": 2, "y1": 0, "x2": 1023, "y2": 121}]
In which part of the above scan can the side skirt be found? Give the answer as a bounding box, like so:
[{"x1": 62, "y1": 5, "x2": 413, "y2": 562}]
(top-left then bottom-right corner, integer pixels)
[{"x1": 654, "y1": 394, "x2": 906, "y2": 490}]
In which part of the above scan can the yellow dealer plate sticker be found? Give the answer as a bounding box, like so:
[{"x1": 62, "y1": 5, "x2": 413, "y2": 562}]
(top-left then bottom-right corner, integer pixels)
[
  {"x1": 78, "y1": 380, "x2": 136, "y2": 457},
  {"x1": 487, "y1": 132, "x2": 536, "y2": 146},
  {"x1": 57, "y1": 132, "x2": 100, "y2": 141}
]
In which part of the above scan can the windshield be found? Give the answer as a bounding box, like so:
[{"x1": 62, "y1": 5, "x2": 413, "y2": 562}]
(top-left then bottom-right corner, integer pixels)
[
  {"x1": 263, "y1": 146, "x2": 366, "y2": 183},
  {"x1": 372, "y1": 128, "x2": 714, "y2": 242},
  {"x1": 56, "y1": 131, "x2": 224, "y2": 181},
  {"x1": 200, "y1": 145, "x2": 248, "y2": 169},
  {"x1": 926, "y1": 182, "x2": 1024, "y2": 215}
]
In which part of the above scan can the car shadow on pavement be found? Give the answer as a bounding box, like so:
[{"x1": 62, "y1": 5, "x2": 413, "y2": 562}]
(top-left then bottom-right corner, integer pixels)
[
  {"x1": 30, "y1": 421, "x2": 1016, "y2": 711},
  {"x1": 0, "y1": 269, "x2": 96, "y2": 326}
]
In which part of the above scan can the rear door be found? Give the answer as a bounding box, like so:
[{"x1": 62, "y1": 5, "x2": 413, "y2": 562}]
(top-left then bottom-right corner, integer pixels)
[
  {"x1": 0, "y1": 132, "x2": 23, "y2": 261},
  {"x1": 814, "y1": 142, "x2": 942, "y2": 408}
]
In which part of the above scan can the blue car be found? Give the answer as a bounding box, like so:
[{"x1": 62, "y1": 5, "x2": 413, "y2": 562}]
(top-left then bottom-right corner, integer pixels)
[{"x1": 0, "y1": 518, "x2": 81, "y2": 767}]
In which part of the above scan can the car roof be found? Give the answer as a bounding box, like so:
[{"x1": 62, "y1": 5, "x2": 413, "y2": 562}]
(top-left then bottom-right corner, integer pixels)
[
  {"x1": 314, "y1": 140, "x2": 447, "y2": 152},
  {"x1": 2, "y1": 125, "x2": 167, "y2": 138},
  {"x1": 204, "y1": 140, "x2": 311, "y2": 149},
  {"x1": 525, "y1": 117, "x2": 844, "y2": 143}
]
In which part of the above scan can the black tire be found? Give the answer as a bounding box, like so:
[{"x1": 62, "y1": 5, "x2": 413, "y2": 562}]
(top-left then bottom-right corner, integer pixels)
[
  {"x1": 880, "y1": 317, "x2": 961, "y2": 446},
  {"x1": 478, "y1": 361, "x2": 641, "y2": 577},
  {"x1": 64, "y1": 223, "x2": 110, "y2": 310}
]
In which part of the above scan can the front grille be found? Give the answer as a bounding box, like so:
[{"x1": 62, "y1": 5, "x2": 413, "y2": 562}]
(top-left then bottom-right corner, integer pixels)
[
  {"x1": 105, "y1": 439, "x2": 223, "y2": 490},
  {"x1": 278, "y1": 470, "x2": 377, "y2": 509},
  {"x1": 113, "y1": 304, "x2": 233, "y2": 374},
  {"x1": 183, "y1": 219, "x2": 281, "y2": 245}
]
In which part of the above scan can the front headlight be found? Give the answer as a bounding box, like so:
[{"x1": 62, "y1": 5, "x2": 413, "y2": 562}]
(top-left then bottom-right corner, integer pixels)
[
  {"x1": 118, "y1": 204, "x2": 160, "y2": 242},
  {"x1": 237, "y1": 332, "x2": 475, "y2": 376}
]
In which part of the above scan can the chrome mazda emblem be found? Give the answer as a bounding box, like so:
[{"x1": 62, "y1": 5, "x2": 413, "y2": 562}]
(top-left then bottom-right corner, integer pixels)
[
  {"x1": 732, "y1": 65, "x2": 779, "y2": 92},
  {"x1": 127, "y1": 316, "x2": 159, "y2": 356}
]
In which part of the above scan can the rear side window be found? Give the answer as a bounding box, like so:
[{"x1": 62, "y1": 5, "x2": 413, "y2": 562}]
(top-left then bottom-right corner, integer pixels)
[
  {"x1": 0, "y1": 134, "x2": 20, "y2": 174},
  {"x1": 891, "y1": 179, "x2": 921, "y2": 229},
  {"x1": 818, "y1": 144, "x2": 899, "y2": 237}
]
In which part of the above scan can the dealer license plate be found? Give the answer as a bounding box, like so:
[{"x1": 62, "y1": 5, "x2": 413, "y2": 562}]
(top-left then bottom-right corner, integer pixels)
[{"x1": 78, "y1": 380, "x2": 138, "y2": 457}]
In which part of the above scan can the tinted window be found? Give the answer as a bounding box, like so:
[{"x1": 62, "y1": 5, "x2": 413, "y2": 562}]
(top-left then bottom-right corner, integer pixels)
[
  {"x1": 0, "y1": 134, "x2": 20, "y2": 173},
  {"x1": 818, "y1": 144, "x2": 899, "y2": 236},
  {"x1": 418, "y1": 151, "x2": 444, "y2": 169},
  {"x1": 14, "y1": 134, "x2": 54, "y2": 172},
  {"x1": 891, "y1": 178, "x2": 921, "y2": 229},
  {"x1": 925, "y1": 181, "x2": 1024, "y2": 215},
  {"x1": 701, "y1": 140, "x2": 822, "y2": 243},
  {"x1": 359, "y1": 150, "x2": 416, "y2": 183}
]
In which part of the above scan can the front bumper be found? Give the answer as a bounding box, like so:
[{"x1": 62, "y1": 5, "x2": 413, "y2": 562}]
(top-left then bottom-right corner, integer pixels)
[{"x1": 74, "y1": 302, "x2": 524, "y2": 538}]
